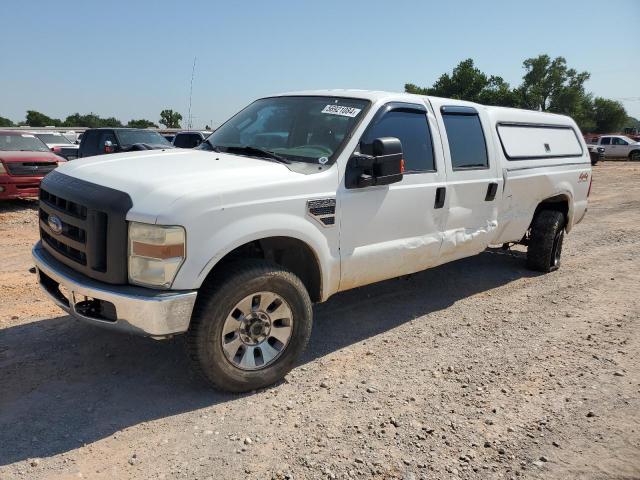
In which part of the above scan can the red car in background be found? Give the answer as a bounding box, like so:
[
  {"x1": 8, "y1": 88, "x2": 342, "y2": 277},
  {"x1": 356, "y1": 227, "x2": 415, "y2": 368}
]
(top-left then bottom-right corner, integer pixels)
[{"x1": 0, "y1": 131, "x2": 65, "y2": 200}]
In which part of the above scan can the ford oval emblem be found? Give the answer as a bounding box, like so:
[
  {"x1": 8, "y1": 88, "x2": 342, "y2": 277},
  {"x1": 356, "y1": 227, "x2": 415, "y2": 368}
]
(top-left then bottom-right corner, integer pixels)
[{"x1": 48, "y1": 215, "x2": 63, "y2": 235}]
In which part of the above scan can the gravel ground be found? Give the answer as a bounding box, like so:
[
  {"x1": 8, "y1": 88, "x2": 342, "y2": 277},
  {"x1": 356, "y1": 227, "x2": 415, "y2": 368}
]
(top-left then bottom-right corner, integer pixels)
[{"x1": 0, "y1": 162, "x2": 639, "y2": 480}]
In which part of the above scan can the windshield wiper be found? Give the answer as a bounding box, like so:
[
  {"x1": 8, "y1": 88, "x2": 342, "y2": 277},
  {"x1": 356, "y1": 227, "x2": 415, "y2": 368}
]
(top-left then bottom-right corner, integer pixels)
[{"x1": 219, "y1": 145, "x2": 291, "y2": 164}]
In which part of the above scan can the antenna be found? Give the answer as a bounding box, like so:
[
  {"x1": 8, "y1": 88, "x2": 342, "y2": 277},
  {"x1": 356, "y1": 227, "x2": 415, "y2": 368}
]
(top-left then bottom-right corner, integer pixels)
[{"x1": 187, "y1": 57, "x2": 196, "y2": 129}]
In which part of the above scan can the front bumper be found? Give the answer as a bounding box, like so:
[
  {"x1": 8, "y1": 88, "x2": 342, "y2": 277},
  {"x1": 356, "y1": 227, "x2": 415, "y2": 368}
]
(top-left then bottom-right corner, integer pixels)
[
  {"x1": 0, "y1": 174, "x2": 43, "y2": 199},
  {"x1": 33, "y1": 241, "x2": 197, "y2": 337}
]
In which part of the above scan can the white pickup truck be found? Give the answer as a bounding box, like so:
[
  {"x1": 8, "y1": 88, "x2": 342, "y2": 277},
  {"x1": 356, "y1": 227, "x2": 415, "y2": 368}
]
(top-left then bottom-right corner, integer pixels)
[
  {"x1": 32, "y1": 90, "x2": 591, "y2": 392},
  {"x1": 589, "y1": 134, "x2": 640, "y2": 160}
]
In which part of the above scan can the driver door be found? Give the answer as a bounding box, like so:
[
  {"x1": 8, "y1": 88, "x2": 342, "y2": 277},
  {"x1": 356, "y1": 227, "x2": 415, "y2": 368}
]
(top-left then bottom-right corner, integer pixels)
[{"x1": 337, "y1": 102, "x2": 447, "y2": 291}]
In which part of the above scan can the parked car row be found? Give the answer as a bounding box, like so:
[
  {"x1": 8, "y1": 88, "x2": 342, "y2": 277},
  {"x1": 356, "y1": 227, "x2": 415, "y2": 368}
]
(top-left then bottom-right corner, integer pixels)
[{"x1": 0, "y1": 126, "x2": 214, "y2": 200}]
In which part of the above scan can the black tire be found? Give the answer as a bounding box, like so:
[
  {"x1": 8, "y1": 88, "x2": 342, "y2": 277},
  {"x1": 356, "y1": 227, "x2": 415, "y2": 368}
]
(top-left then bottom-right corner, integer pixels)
[
  {"x1": 526, "y1": 210, "x2": 565, "y2": 273},
  {"x1": 187, "y1": 260, "x2": 313, "y2": 392},
  {"x1": 630, "y1": 150, "x2": 640, "y2": 161}
]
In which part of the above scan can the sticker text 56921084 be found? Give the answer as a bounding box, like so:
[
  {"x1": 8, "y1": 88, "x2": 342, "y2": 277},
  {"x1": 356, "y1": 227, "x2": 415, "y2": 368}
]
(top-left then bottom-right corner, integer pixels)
[{"x1": 321, "y1": 105, "x2": 362, "y2": 118}]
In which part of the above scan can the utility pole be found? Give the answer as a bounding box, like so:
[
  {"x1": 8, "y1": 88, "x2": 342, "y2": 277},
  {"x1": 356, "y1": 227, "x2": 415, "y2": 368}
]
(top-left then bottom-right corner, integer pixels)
[{"x1": 187, "y1": 57, "x2": 196, "y2": 129}]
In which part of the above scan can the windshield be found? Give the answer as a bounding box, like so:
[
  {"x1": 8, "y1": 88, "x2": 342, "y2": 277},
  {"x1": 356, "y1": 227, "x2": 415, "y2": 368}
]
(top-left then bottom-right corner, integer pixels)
[
  {"x1": 117, "y1": 130, "x2": 171, "y2": 147},
  {"x1": 202, "y1": 96, "x2": 370, "y2": 163},
  {"x1": 35, "y1": 133, "x2": 72, "y2": 144},
  {"x1": 620, "y1": 136, "x2": 637, "y2": 144},
  {"x1": 0, "y1": 134, "x2": 50, "y2": 152}
]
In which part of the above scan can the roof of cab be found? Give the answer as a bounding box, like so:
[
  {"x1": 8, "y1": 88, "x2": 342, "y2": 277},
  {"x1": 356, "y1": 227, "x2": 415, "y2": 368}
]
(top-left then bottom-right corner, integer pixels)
[
  {"x1": 273, "y1": 89, "x2": 576, "y2": 127},
  {"x1": 274, "y1": 89, "x2": 422, "y2": 102}
]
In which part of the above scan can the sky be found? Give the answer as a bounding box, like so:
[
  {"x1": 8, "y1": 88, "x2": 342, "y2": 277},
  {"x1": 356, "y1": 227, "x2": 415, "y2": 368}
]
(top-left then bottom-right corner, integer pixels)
[{"x1": 1, "y1": 0, "x2": 639, "y2": 128}]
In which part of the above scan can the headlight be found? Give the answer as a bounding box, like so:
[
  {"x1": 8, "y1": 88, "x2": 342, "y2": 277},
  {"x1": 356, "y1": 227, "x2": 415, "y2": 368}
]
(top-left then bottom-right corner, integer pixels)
[
  {"x1": 0, "y1": 162, "x2": 6, "y2": 174},
  {"x1": 128, "y1": 222, "x2": 186, "y2": 288}
]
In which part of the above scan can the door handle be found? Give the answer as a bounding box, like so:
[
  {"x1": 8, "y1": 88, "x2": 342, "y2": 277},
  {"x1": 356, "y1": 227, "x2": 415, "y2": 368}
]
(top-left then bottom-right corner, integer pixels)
[
  {"x1": 434, "y1": 187, "x2": 446, "y2": 209},
  {"x1": 485, "y1": 182, "x2": 498, "y2": 201}
]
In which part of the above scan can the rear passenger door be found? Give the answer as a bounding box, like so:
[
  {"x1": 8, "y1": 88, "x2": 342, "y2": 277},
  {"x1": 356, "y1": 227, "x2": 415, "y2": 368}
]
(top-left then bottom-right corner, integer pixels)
[{"x1": 429, "y1": 100, "x2": 502, "y2": 263}]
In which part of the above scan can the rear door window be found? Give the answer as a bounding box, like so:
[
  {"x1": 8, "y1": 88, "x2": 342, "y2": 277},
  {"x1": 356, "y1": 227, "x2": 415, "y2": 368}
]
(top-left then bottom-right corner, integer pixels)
[
  {"x1": 441, "y1": 108, "x2": 489, "y2": 169},
  {"x1": 600, "y1": 137, "x2": 611, "y2": 145}
]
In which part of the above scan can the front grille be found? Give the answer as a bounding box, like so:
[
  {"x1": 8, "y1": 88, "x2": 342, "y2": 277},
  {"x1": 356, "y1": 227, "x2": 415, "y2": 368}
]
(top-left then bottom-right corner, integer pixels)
[
  {"x1": 38, "y1": 171, "x2": 132, "y2": 284},
  {"x1": 41, "y1": 228, "x2": 87, "y2": 265},
  {"x1": 6, "y1": 162, "x2": 58, "y2": 176},
  {"x1": 40, "y1": 188, "x2": 87, "y2": 219}
]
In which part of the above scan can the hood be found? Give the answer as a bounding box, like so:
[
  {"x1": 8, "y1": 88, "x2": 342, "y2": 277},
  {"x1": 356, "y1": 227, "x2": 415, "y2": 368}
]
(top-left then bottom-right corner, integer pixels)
[
  {"x1": 0, "y1": 150, "x2": 63, "y2": 163},
  {"x1": 55, "y1": 149, "x2": 303, "y2": 222}
]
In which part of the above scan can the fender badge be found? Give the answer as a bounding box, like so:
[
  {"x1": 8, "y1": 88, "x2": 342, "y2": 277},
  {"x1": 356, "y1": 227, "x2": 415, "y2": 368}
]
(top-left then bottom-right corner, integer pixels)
[{"x1": 578, "y1": 172, "x2": 589, "y2": 183}]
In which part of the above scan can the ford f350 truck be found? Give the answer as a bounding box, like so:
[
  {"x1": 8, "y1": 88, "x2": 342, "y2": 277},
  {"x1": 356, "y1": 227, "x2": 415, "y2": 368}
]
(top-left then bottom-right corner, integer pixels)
[{"x1": 32, "y1": 90, "x2": 591, "y2": 392}]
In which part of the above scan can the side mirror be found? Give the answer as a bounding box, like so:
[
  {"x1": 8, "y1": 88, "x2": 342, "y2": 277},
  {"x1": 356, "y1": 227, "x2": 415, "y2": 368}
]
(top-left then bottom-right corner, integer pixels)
[{"x1": 346, "y1": 137, "x2": 404, "y2": 189}]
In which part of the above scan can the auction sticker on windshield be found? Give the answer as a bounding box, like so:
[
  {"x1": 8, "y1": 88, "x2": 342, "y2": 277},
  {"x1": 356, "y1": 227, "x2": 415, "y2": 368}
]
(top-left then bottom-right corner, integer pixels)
[{"x1": 321, "y1": 105, "x2": 361, "y2": 117}]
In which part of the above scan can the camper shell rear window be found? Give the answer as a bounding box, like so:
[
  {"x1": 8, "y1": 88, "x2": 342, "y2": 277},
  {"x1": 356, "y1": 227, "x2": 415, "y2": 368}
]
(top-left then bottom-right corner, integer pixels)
[{"x1": 497, "y1": 123, "x2": 583, "y2": 160}]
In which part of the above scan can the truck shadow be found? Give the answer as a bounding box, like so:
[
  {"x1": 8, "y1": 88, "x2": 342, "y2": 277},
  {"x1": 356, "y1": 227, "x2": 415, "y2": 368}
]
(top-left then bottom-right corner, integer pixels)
[
  {"x1": 0, "y1": 198, "x2": 38, "y2": 213},
  {"x1": 0, "y1": 248, "x2": 534, "y2": 466}
]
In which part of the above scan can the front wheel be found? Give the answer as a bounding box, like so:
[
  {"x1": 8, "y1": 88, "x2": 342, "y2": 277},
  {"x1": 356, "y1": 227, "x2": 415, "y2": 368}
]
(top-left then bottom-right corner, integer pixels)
[
  {"x1": 187, "y1": 260, "x2": 313, "y2": 392},
  {"x1": 526, "y1": 210, "x2": 565, "y2": 273},
  {"x1": 630, "y1": 150, "x2": 640, "y2": 161}
]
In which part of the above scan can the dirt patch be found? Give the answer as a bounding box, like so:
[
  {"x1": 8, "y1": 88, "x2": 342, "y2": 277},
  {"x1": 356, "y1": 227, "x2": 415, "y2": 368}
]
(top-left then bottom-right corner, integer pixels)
[{"x1": 0, "y1": 163, "x2": 639, "y2": 479}]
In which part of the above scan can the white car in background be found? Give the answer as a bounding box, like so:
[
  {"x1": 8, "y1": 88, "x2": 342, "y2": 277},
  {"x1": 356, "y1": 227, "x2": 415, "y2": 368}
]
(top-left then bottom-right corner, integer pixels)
[
  {"x1": 31, "y1": 131, "x2": 79, "y2": 160},
  {"x1": 590, "y1": 135, "x2": 640, "y2": 161}
]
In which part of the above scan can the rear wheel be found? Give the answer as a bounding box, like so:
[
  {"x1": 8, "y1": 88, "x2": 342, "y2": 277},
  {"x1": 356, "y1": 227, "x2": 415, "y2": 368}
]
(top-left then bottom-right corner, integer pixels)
[
  {"x1": 187, "y1": 260, "x2": 313, "y2": 392},
  {"x1": 526, "y1": 210, "x2": 565, "y2": 273}
]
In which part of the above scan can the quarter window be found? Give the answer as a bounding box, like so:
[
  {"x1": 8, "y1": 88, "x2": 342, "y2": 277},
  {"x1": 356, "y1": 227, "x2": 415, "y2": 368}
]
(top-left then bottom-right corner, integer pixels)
[
  {"x1": 360, "y1": 109, "x2": 435, "y2": 172},
  {"x1": 442, "y1": 110, "x2": 489, "y2": 169}
]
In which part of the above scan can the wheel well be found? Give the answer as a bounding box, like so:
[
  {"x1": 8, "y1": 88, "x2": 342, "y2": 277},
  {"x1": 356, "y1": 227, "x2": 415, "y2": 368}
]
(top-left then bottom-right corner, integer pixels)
[
  {"x1": 206, "y1": 237, "x2": 322, "y2": 302},
  {"x1": 629, "y1": 149, "x2": 640, "y2": 158},
  {"x1": 532, "y1": 195, "x2": 569, "y2": 228}
]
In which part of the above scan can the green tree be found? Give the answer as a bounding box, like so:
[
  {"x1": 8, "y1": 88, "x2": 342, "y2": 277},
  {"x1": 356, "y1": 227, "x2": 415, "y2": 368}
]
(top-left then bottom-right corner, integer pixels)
[
  {"x1": 405, "y1": 59, "x2": 518, "y2": 106},
  {"x1": 63, "y1": 113, "x2": 122, "y2": 128},
  {"x1": 101, "y1": 117, "x2": 123, "y2": 127},
  {"x1": 516, "y1": 55, "x2": 591, "y2": 112},
  {"x1": 127, "y1": 118, "x2": 158, "y2": 128},
  {"x1": 0, "y1": 116, "x2": 14, "y2": 127},
  {"x1": 625, "y1": 116, "x2": 640, "y2": 130},
  {"x1": 159, "y1": 109, "x2": 182, "y2": 128},
  {"x1": 593, "y1": 98, "x2": 627, "y2": 133},
  {"x1": 25, "y1": 110, "x2": 62, "y2": 127}
]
